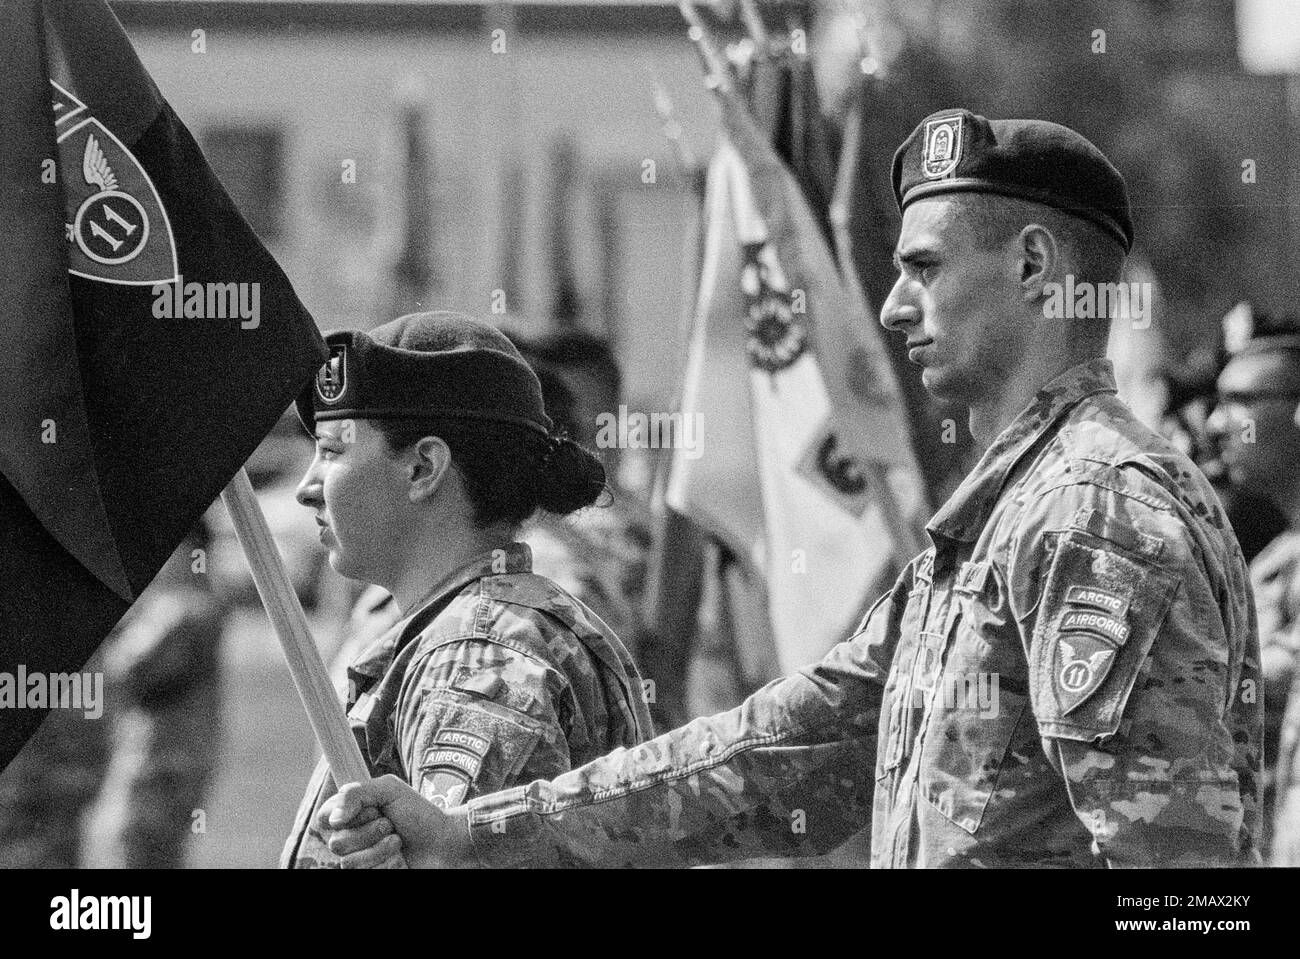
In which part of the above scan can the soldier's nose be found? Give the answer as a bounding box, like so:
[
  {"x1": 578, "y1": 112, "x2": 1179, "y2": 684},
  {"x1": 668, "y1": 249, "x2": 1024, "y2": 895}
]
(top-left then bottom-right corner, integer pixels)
[
  {"x1": 880, "y1": 276, "x2": 920, "y2": 332},
  {"x1": 295, "y1": 468, "x2": 323, "y2": 510}
]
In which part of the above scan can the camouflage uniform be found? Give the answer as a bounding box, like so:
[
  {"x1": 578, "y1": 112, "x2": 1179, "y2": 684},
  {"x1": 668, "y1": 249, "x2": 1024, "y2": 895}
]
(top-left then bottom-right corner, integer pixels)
[
  {"x1": 459, "y1": 359, "x2": 1262, "y2": 868},
  {"x1": 525, "y1": 496, "x2": 652, "y2": 672},
  {"x1": 283, "y1": 542, "x2": 652, "y2": 867},
  {"x1": 1261, "y1": 533, "x2": 1300, "y2": 862},
  {"x1": 1254, "y1": 533, "x2": 1300, "y2": 758},
  {"x1": 0, "y1": 674, "x2": 108, "y2": 868},
  {"x1": 81, "y1": 586, "x2": 225, "y2": 868},
  {"x1": 0, "y1": 578, "x2": 223, "y2": 869}
]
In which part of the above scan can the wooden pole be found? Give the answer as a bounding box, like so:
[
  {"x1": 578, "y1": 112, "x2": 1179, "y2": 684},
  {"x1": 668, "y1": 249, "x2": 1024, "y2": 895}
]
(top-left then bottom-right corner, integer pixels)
[{"x1": 220, "y1": 467, "x2": 370, "y2": 785}]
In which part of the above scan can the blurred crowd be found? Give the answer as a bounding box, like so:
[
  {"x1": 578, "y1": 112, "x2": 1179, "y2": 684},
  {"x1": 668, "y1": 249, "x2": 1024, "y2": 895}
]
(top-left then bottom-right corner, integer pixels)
[{"x1": 1148, "y1": 304, "x2": 1300, "y2": 862}]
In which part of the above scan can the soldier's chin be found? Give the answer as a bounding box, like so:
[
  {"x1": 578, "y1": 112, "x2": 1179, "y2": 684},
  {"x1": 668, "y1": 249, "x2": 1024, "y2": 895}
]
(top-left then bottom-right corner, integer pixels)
[
  {"x1": 921, "y1": 362, "x2": 981, "y2": 406},
  {"x1": 919, "y1": 364, "x2": 958, "y2": 401},
  {"x1": 327, "y1": 549, "x2": 359, "y2": 580}
]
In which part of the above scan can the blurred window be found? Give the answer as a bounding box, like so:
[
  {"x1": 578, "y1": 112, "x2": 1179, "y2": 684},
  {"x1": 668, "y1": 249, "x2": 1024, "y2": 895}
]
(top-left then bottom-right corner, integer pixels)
[{"x1": 200, "y1": 125, "x2": 285, "y2": 241}]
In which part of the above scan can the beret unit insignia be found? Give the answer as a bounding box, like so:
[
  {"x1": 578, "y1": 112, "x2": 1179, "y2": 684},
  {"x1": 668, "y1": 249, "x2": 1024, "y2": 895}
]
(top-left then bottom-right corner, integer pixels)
[
  {"x1": 921, "y1": 115, "x2": 963, "y2": 179},
  {"x1": 316, "y1": 342, "x2": 348, "y2": 404}
]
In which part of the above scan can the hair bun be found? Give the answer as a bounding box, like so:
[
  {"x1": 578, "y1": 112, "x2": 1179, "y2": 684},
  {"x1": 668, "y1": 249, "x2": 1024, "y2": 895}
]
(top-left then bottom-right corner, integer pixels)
[{"x1": 535, "y1": 435, "x2": 607, "y2": 515}]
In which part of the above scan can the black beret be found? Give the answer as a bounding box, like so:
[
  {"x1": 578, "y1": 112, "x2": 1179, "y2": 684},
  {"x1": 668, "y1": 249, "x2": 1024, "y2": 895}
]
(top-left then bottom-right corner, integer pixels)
[
  {"x1": 892, "y1": 109, "x2": 1133, "y2": 252},
  {"x1": 296, "y1": 311, "x2": 552, "y2": 436}
]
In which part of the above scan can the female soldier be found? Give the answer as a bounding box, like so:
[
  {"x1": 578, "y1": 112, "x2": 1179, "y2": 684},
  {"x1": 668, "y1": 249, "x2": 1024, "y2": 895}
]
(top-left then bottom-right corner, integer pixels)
[{"x1": 282, "y1": 311, "x2": 652, "y2": 868}]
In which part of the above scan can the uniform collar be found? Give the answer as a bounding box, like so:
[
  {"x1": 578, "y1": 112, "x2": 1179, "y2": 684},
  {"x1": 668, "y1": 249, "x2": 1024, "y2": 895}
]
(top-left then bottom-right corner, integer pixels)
[
  {"x1": 928, "y1": 357, "x2": 1118, "y2": 544},
  {"x1": 348, "y1": 542, "x2": 533, "y2": 684}
]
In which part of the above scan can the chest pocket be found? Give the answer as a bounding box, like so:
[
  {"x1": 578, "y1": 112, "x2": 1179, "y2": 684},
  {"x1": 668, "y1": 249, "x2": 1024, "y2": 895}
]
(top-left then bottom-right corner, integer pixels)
[
  {"x1": 878, "y1": 586, "x2": 930, "y2": 777},
  {"x1": 919, "y1": 560, "x2": 1030, "y2": 835}
]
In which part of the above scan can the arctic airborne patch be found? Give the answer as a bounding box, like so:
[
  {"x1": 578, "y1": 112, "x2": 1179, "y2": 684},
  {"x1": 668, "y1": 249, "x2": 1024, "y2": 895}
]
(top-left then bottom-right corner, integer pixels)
[
  {"x1": 1059, "y1": 609, "x2": 1130, "y2": 645},
  {"x1": 424, "y1": 747, "x2": 481, "y2": 777},
  {"x1": 922, "y1": 115, "x2": 963, "y2": 179},
  {"x1": 423, "y1": 727, "x2": 490, "y2": 780},
  {"x1": 433, "y1": 729, "x2": 490, "y2": 756},
  {"x1": 1065, "y1": 585, "x2": 1130, "y2": 618},
  {"x1": 420, "y1": 735, "x2": 487, "y2": 808}
]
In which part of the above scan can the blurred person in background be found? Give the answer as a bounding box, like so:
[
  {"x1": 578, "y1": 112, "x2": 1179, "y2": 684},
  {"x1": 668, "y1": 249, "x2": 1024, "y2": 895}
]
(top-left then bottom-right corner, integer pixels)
[
  {"x1": 0, "y1": 663, "x2": 108, "y2": 867},
  {"x1": 508, "y1": 329, "x2": 780, "y2": 734},
  {"x1": 1158, "y1": 305, "x2": 1289, "y2": 565},
  {"x1": 1270, "y1": 395, "x2": 1300, "y2": 865},
  {"x1": 0, "y1": 522, "x2": 226, "y2": 869},
  {"x1": 1206, "y1": 321, "x2": 1300, "y2": 858},
  {"x1": 82, "y1": 521, "x2": 230, "y2": 868},
  {"x1": 283, "y1": 311, "x2": 652, "y2": 867},
  {"x1": 504, "y1": 329, "x2": 670, "y2": 726}
]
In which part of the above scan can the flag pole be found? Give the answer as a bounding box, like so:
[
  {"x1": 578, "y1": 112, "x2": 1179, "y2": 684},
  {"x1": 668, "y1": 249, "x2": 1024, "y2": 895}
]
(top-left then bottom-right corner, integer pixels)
[
  {"x1": 220, "y1": 467, "x2": 370, "y2": 785},
  {"x1": 829, "y1": 89, "x2": 929, "y2": 561}
]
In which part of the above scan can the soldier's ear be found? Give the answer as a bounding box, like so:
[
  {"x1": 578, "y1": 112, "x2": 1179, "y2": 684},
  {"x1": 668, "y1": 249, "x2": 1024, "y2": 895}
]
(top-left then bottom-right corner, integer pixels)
[
  {"x1": 1017, "y1": 223, "x2": 1057, "y2": 300},
  {"x1": 408, "y1": 436, "x2": 452, "y2": 503}
]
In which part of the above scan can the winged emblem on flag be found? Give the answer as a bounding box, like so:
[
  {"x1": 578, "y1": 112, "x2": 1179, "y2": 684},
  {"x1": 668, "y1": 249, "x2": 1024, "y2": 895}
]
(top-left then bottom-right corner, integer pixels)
[
  {"x1": 82, "y1": 134, "x2": 119, "y2": 193},
  {"x1": 52, "y1": 80, "x2": 177, "y2": 285}
]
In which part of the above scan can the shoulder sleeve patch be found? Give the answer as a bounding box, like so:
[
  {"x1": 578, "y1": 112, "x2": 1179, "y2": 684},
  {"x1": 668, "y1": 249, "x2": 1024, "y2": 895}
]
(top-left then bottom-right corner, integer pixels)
[{"x1": 1029, "y1": 523, "x2": 1179, "y2": 740}]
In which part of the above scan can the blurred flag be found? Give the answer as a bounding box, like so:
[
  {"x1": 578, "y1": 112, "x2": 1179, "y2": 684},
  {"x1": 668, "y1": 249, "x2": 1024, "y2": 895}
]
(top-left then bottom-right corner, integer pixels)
[
  {"x1": 832, "y1": 72, "x2": 972, "y2": 507},
  {"x1": 665, "y1": 61, "x2": 928, "y2": 674},
  {"x1": 0, "y1": 0, "x2": 325, "y2": 768}
]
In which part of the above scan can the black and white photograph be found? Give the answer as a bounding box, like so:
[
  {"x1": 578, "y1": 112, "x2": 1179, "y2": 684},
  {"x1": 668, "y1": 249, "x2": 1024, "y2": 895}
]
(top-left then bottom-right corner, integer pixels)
[{"x1": 0, "y1": 0, "x2": 1296, "y2": 940}]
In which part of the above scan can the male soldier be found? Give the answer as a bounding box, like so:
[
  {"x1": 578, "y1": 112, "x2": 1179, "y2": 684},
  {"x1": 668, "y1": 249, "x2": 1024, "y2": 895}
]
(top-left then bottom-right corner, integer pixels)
[
  {"x1": 1206, "y1": 326, "x2": 1300, "y2": 856},
  {"x1": 320, "y1": 112, "x2": 1262, "y2": 868}
]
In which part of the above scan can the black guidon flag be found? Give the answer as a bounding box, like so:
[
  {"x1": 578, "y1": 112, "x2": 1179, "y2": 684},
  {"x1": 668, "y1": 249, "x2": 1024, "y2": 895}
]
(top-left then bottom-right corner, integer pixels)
[{"x1": 0, "y1": 0, "x2": 326, "y2": 769}]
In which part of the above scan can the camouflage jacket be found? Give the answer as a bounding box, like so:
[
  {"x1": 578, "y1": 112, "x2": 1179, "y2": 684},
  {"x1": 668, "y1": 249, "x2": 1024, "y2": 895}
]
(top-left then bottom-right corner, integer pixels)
[
  {"x1": 1253, "y1": 533, "x2": 1300, "y2": 782},
  {"x1": 462, "y1": 358, "x2": 1262, "y2": 868},
  {"x1": 282, "y1": 543, "x2": 653, "y2": 868},
  {"x1": 525, "y1": 495, "x2": 652, "y2": 671},
  {"x1": 1262, "y1": 533, "x2": 1300, "y2": 862}
]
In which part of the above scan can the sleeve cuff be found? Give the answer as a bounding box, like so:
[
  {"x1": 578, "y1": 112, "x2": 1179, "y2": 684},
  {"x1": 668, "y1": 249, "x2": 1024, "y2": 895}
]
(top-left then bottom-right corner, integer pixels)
[{"x1": 465, "y1": 785, "x2": 547, "y2": 867}]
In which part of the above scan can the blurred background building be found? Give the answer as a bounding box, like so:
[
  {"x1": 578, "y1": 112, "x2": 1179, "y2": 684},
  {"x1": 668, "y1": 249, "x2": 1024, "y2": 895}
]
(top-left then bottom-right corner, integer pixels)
[
  {"x1": 55, "y1": 0, "x2": 1300, "y2": 865},
  {"x1": 118, "y1": 0, "x2": 718, "y2": 429}
]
